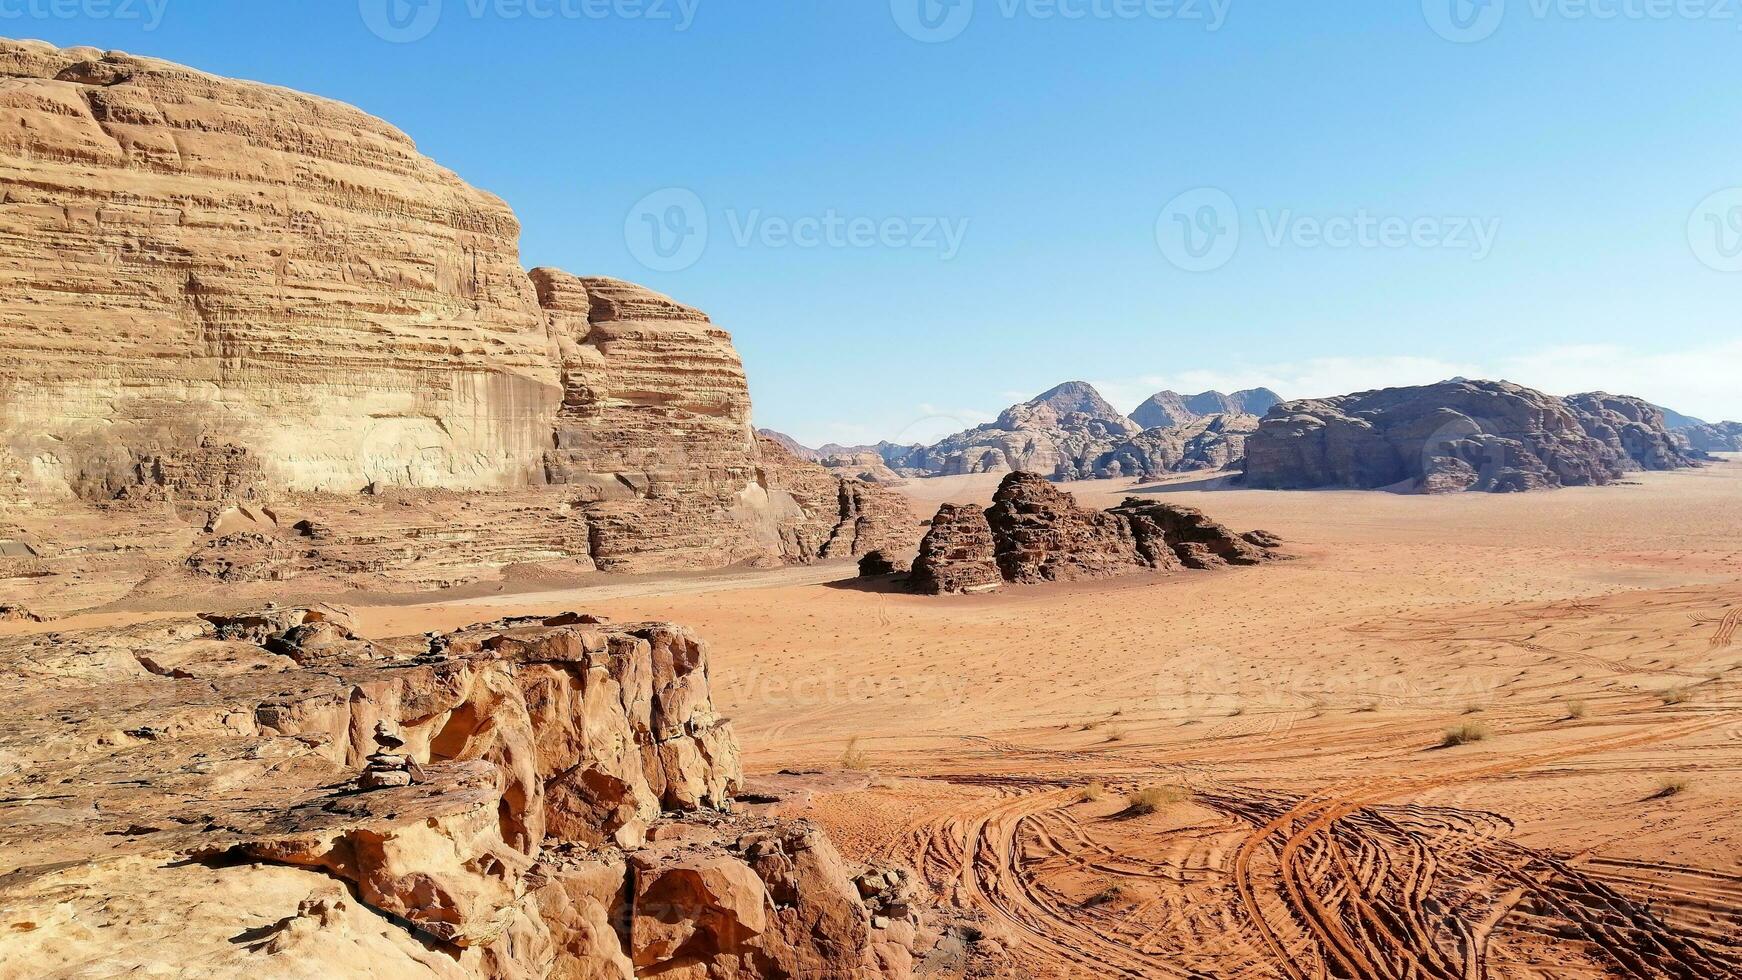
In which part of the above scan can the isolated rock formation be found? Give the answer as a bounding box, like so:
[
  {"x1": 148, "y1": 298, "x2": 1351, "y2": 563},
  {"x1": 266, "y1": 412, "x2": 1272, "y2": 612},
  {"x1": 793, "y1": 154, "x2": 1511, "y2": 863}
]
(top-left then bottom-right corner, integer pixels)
[
  {"x1": 1244, "y1": 380, "x2": 1702, "y2": 493},
  {"x1": 910, "y1": 473, "x2": 1280, "y2": 593},
  {"x1": 0, "y1": 41, "x2": 915, "y2": 613},
  {"x1": 908, "y1": 504, "x2": 1003, "y2": 595},
  {"x1": 1130, "y1": 388, "x2": 1281, "y2": 430},
  {"x1": 1095, "y1": 413, "x2": 1259, "y2": 479},
  {"x1": 0, "y1": 609, "x2": 931, "y2": 977},
  {"x1": 893, "y1": 383, "x2": 1141, "y2": 480}
]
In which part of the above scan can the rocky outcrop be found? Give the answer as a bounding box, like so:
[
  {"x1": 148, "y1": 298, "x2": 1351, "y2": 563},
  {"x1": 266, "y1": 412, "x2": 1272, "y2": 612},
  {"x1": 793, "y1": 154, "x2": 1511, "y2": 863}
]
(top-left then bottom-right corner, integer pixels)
[
  {"x1": 1130, "y1": 388, "x2": 1281, "y2": 430},
  {"x1": 910, "y1": 473, "x2": 1280, "y2": 593},
  {"x1": 1244, "y1": 380, "x2": 1702, "y2": 494},
  {"x1": 0, "y1": 608, "x2": 933, "y2": 977},
  {"x1": 894, "y1": 383, "x2": 1140, "y2": 480},
  {"x1": 0, "y1": 42, "x2": 916, "y2": 612},
  {"x1": 1676, "y1": 421, "x2": 1742, "y2": 453},
  {"x1": 984, "y1": 473, "x2": 1145, "y2": 584},
  {"x1": 908, "y1": 504, "x2": 1003, "y2": 595},
  {"x1": 1095, "y1": 413, "x2": 1259, "y2": 479}
]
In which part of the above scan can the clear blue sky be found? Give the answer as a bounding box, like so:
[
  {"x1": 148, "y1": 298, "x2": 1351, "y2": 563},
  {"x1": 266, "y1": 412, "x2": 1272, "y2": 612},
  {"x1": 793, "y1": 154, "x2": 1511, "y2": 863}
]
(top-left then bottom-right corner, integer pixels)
[{"x1": 14, "y1": 1, "x2": 1742, "y2": 444}]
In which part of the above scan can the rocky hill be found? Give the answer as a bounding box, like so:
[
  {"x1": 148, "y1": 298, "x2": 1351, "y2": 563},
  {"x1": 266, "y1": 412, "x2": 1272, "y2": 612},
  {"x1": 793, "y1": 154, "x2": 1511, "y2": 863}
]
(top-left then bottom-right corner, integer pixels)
[
  {"x1": 1131, "y1": 387, "x2": 1281, "y2": 430},
  {"x1": 1094, "y1": 412, "x2": 1259, "y2": 480},
  {"x1": 1244, "y1": 380, "x2": 1702, "y2": 493},
  {"x1": 0, "y1": 41, "x2": 915, "y2": 613},
  {"x1": 892, "y1": 382, "x2": 1142, "y2": 480}
]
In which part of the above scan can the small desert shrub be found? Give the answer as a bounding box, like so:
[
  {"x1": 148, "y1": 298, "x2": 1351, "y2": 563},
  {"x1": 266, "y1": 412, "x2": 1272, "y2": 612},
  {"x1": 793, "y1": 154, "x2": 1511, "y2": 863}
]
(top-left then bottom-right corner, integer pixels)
[
  {"x1": 1440, "y1": 724, "x2": 1490, "y2": 748},
  {"x1": 1462, "y1": 704, "x2": 1485, "y2": 715},
  {"x1": 840, "y1": 737, "x2": 871, "y2": 771},
  {"x1": 1661, "y1": 688, "x2": 1693, "y2": 706},
  {"x1": 1082, "y1": 884, "x2": 1128, "y2": 907},
  {"x1": 1355, "y1": 702, "x2": 1379, "y2": 714},
  {"x1": 1655, "y1": 778, "x2": 1691, "y2": 798},
  {"x1": 1125, "y1": 785, "x2": 1189, "y2": 815},
  {"x1": 1565, "y1": 701, "x2": 1588, "y2": 720},
  {"x1": 1078, "y1": 782, "x2": 1108, "y2": 803}
]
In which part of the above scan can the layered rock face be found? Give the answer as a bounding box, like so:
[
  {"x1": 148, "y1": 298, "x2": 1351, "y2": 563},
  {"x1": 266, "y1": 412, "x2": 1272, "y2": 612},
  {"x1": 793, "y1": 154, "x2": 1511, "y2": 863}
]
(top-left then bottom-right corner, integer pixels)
[
  {"x1": 0, "y1": 40, "x2": 554, "y2": 497},
  {"x1": 1677, "y1": 421, "x2": 1742, "y2": 453},
  {"x1": 894, "y1": 382, "x2": 1141, "y2": 480},
  {"x1": 1095, "y1": 412, "x2": 1258, "y2": 479},
  {"x1": 0, "y1": 608, "x2": 928, "y2": 978},
  {"x1": 910, "y1": 472, "x2": 1280, "y2": 594},
  {"x1": 1244, "y1": 380, "x2": 1702, "y2": 493},
  {"x1": 0, "y1": 41, "x2": 915, "y2": 610}
]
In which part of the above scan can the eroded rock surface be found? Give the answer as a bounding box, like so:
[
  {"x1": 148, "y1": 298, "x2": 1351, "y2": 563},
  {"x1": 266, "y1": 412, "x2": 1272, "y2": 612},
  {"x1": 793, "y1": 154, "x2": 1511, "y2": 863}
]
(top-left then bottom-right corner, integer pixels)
[
  {"x1": 1244, "y1": 380, "x2": 1702, "y2": 493},
  {"x1": 0, "y1": 610, "x2": 930, "y2": 978},
  {"x1": 910, "y1": 473, "x2": 1280, "y2": 594},
  {"x1": 1095, "y1": 413, "x2": 1259, "y2": 479},
  {"x1": 0, "y1": 41, "x2": 916, "y2": 614}
]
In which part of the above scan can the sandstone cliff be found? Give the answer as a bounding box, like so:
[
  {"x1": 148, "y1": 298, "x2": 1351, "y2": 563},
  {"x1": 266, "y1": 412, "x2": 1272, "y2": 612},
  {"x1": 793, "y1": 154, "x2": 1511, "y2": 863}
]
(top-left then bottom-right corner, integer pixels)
[
  {"x1": 1243, "y1": 380, "x2": 1702, "y2": 493},
  {"x1": 0, "y1": 41, "x2": 915, "y2": 612},
  {"x1": 0, "y1": 608, "x2": 933, "y2": 977}
]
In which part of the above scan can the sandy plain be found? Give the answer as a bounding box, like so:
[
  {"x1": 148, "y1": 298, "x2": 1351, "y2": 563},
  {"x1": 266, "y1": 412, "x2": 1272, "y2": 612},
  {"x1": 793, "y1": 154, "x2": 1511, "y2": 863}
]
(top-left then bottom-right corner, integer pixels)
[
  {"x1": 11, "y1": 461, "x2": 1740, "y2": 978},
  {"x1": 333, "y1": 459, "x2": 1742, "y2": 978}
]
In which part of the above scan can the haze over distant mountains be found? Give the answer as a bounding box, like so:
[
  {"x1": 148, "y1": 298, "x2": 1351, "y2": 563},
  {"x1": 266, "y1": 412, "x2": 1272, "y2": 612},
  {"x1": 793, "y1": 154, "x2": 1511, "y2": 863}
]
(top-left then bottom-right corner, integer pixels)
[{"x1": 767, "y1": 377, "x2": 1740, "y2": 491}]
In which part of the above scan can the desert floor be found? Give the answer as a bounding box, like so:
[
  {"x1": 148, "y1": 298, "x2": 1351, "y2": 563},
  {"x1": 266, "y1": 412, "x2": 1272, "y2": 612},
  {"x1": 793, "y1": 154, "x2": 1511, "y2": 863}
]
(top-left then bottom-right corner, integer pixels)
[{"x1": 208, "y1": 464, "x2": 1742, "y2": 976}]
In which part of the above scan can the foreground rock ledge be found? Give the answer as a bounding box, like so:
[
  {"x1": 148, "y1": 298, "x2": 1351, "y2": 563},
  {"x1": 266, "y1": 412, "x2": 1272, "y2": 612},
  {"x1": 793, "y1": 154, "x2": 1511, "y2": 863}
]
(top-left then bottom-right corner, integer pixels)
[{"x1": 0, "y1": 608, "x2": 931, "y2": 977}]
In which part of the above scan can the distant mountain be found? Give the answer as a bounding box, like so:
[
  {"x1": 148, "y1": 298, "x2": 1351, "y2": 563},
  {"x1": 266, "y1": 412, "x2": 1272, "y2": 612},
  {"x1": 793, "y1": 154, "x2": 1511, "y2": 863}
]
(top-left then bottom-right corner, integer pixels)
[
  {"x1": 1132, "y1": 388, "x2": 1282, "y2": 429},
  {"x1": 1676, "y1": 421, "x2": 1742, "y2": 453},
  {"x1": 889, "y1": 382, "x2": 1142, "y2": 480},
  {"x1": 1245, "y1": 380, "x2": 1702, "y2": 493},
  {"x1": 757, "y1": 429, "x2": 822, "y2": 462},
  {"x1": 1654, "y1": 405, "x2": 1709, "y2": 430}
]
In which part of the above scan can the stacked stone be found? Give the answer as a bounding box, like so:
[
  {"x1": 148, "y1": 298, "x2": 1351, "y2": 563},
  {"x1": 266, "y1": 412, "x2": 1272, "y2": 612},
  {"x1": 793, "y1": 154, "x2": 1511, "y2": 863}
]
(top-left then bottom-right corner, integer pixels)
[{"x1": 359, "y1": 722, "x2": 414, "y2": 790}]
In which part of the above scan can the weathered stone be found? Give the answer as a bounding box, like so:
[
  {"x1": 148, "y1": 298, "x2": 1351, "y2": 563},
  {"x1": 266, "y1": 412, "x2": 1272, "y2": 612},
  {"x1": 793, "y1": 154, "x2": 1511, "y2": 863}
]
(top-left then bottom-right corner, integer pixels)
[
  {"x1": 908, "y1": 505, "x2": 1003, "y2": 595},
  {"x1": 1244, "y1": 380, "x2": 1702, "y2": 493},
  {"x1": 1096, "y1": 413, "x2": 1259, "y2": 479}
]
